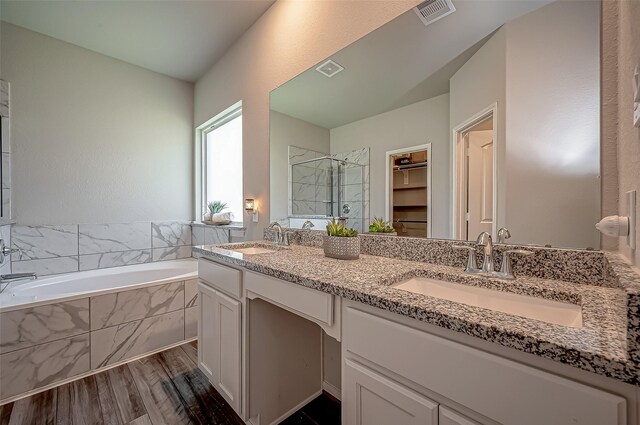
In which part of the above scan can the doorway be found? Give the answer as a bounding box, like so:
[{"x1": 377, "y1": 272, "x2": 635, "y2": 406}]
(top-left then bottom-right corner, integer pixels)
[
  {"x1": 385, "y1": 144, "x2": 432, "y2": 238},
  {"x1": 452, "y1": 105, "x2": 497, "y2": 241}
]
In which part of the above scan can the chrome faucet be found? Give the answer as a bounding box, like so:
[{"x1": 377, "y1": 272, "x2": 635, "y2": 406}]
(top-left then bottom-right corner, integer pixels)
[
  {"x1": 454, "y1": 232, "x2": 532, "y2": 279},
  {"x1": 0, "y1": 239, "x2": 22, "y2": 264},
  {"x1": 302, "y1": 220, "x2": 315, "y2": 230},
  {"x1": 476, "y1": 232, "x2": 494, "y2": 273},
  {"x1": 0, "y1": 272, "x2": 37, "y2": 294},
  {"x1": 268, "y1": 222, "x2": 290, "y2": 246},
  {"x1": 497, "y1": 227, "x2": 511, "y2": 243}
]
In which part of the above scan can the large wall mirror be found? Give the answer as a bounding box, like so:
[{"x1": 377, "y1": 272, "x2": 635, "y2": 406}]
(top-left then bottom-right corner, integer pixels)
[{"x1": 269, "y1": 0, "x2": 601, "y2": 249}]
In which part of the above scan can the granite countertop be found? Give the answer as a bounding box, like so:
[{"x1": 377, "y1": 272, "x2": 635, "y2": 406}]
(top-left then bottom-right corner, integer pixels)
[{"x1": 193, "y1": 242, "x2": 639, "y2": 386}]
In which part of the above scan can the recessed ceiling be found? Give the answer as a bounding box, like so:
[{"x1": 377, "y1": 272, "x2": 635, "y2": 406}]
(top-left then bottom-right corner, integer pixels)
[
  {"x1": 0, "y1": 0, "x2": 275, "y2": 82},
  {"x1": 270, "y1": 0, "x2": 552, "y2": 129}
]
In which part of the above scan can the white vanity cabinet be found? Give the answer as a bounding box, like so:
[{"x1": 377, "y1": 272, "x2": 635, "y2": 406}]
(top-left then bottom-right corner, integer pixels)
[
  {"x1": 198, "y1": 259, "x2": 242, "y2": 414},
  {"x1": 342, "y1": 299, "x2": 629, "y2": 425}
]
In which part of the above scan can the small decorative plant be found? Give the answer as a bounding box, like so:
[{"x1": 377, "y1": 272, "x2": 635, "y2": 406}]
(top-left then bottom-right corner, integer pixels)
[
  {"x1": 326, "y1": 219, "x2": 358, "y2": 237},
  {"x1": 324, "y1": 219, "x2": 359, "y2": 260},
  {"x1": 208, "y1": 201, "x2": 228, "y2": 215},
  {"x1": 368, "y1": 217, "x2": 395, "y2": 233}
]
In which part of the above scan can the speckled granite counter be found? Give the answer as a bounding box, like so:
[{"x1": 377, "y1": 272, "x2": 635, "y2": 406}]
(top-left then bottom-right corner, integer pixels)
[{"x1": 193, "y1": 241, "x2": 640, "y2": 386}]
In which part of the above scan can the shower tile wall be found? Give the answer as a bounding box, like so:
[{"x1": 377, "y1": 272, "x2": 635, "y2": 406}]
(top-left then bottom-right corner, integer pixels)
[
  {"x1": 288, "y1": 146, "x2": 330, "y2": 217},
  {"x1": 0, "y1": 80, "x2": 11, "y2": 219},
  {"x1": 0, "y1": 224, "x2": 10, "y2": 277},
  {"x1": 334, "y1": 147, "x2": 370, "y2": 232},
  {"x1": 11, "y1": 221, "x2": 194, "y2": 276}
]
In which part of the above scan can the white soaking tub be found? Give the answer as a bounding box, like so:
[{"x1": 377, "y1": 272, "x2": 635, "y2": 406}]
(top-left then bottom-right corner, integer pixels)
[
  {"x1": 0, "y1": 259, "x2": 198, "y2": 312},
  {"x1": 0, "y1": 258, "x2": 199, "y2": 403}
]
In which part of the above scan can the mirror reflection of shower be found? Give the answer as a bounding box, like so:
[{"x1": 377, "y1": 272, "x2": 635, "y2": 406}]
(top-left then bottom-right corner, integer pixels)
[{"x1": 288, "y1": 146, "x2": 368, "y2": 232}]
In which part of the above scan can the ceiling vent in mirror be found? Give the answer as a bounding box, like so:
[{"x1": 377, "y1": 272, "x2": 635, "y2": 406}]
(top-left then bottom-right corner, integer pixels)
[
  {"x1": 316, "y1": 60, "x2": 344, "y2": 78},
  {"x1": 413, "y1": 0, "x2": 456, "y2": 26}
]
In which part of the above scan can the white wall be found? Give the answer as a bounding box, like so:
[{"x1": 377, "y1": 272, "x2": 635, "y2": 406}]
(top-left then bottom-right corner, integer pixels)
[
  {"x1": 195, "y1": 0, "x2": 420, "y2": 240},
  {"x1": 329, "y1": 94, "x2": 450, "y2": 238},
  {"x1": 450, "y1": 1, "x2": 600, "y2": 248},
  {"x1": 449, "y1": 27, "x2": 507, "y2": 240},
  {"x1": 1, "y1": 23, "x2": 194, "y2": 225},
  {"x1": 269, "y1": 110, "x2": 330, "y2": 223},
  {"x1": 504, "y1": 0, "x2": 600, "y2": 249}
]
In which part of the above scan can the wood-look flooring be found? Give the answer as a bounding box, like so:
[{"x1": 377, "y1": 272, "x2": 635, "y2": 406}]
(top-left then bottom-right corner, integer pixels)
[
  {"x1": 280, "y1": 393, "x2": 341, "y2": 425},
  {"x1": 0, "y1": 342, "x2": 243, "y2": 425}
]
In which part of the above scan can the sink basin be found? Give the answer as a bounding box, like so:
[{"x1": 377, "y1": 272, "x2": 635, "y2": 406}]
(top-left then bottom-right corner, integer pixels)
[
  {"x1": 232, "y1": 247, "x2": 276, "y2": 255},
  {"x1": 393, "y1": 277, "x2": 582, "y2": 328}
]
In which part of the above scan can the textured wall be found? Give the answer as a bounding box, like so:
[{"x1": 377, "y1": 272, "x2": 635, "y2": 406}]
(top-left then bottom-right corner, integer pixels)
[
  {"x1": 1, "y1": 23, "x2": 194, "y2": 225},
  {"x1": 615, "y1": 0, "x2": 640, "y2": 264},
  {"x1": 195, "y1": 0, "x2": 420, "y2": 240}
]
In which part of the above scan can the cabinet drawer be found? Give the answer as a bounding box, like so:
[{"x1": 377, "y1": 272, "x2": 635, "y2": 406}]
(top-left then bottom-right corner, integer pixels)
[
  {"x1": 245, "y1": 271, "x2": 333, "y2": 326},
  {"x1": 198, "y1": 259, "x2": 242, "y2": 298},
  {"x1": 344, "y1": 305, "x2": 626, "y2": 425}
]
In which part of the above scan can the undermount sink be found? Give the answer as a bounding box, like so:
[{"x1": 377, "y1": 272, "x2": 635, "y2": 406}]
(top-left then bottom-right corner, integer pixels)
[
  {"x1": 393, "y1": 277, "x2": 583, "y2": 328},
  {"x1": 232, "y1": 247, "x2": 276, "y2": 255}
]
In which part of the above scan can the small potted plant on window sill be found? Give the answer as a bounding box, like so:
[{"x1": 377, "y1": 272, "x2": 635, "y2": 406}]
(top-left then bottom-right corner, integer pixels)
[
  {"x1": 367, "y1": 217, "x2": 397, "y2": 236},
  {"x1": 203, "y1": 201, "x2": 233, "y2": 225},
  {"x1": 323, "y1": 219, "x2": 360, "y2": 260}
]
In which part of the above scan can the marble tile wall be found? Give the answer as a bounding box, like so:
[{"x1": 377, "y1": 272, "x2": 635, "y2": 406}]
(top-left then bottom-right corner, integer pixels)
[
  {"x1": 0, "y1": 278, "x2": 197, "y2": 403},
  {"x1": 185, "y1": 279, "x2": 198, "y2": 339},
  {"x1": 289, "y1": 146, "x2": 330, "y2": 218},
  {"x1": 91, "y1": 309, "x2": 184, "y2": 369},
  {"x1": 0, "y1": 334, "x2": 91, "y2": 401},
  {"x1": 90, "y1": 281, "x2": 184, "y2": 330},
  {"x1": 11, "y1": 220, "x2": 194, "y2": 276},
  {"x1": 0, "y1": 299, "x2": 90, "y2": 354},
  {"x1": 1, "y1": 80, "x2": 11, "y2": 221},
  {"x1": 0, "y1": 224, "x2": 11, "y2": 278}
]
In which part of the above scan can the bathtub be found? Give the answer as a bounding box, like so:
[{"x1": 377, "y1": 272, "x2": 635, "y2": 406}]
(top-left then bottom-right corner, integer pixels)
[
  {"x1": 0, "y1": 258, "x2": 198, "y2": 312},
  {"x1": 0, "y1": 258, "x2": 200, "y2": 403}
]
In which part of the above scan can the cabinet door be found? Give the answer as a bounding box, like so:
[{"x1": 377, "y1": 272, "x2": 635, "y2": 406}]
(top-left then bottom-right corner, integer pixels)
[
  {"x1": 198, "y1": 282, "x2": 218, "y2": 383},
  {"x1": 213, "y1": 289, "x2": 242, "y2": 413},
  {"x1": 439, "y1": 407, "x2": 480, "y2": 425},
  {"x1": 343, "y1": 359, "x2": 438, "y2": 425}
]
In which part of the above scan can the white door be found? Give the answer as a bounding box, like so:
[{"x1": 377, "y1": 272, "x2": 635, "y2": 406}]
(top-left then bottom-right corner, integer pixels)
[
  {"x1": 439, "y1": 407, "x2": 481, "y2": 425},
  {"x1": 214, "y1": 289, "x2": 242, "y2": 412},
  {"x1": 343, "y1": 359, "x2": 438, "y2": 425},
  {"x1": 198, "y1": 282, "x2": 218, "y2": 383},
  {"x1": 466, "y1": 130, "x2": 493, "y2": 238}
]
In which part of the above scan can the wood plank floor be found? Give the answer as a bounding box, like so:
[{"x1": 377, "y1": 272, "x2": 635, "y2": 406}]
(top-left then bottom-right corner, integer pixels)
[
  {"x1": 0, "y1": 342, "x2": 243, "y2": 425},
  {"x1": 0, "y1": 341, "x2": 341, "y2": 425},
  {"x1": 280, "y1": 392, "x2": 341, "y2": 425}
]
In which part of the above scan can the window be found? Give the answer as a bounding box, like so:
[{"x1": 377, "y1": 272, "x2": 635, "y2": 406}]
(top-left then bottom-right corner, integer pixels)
[{"x1": 202, "y1": 107, "x2": 243, "y2": 223}]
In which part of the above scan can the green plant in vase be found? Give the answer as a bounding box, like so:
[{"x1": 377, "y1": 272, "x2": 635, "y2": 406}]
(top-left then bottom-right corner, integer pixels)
[
  {"x1": 207, "y1": 201, "x2": 228, "y2": 215},
  {"x1": 326, "y1": 219, "x2": 358, "y2": 237},
  {"x1": 324, "y1": 219, "x2": 359, "y2": 260},
  {"x1": 368, "y1": 217, "x2": 396, "y2": 233}
]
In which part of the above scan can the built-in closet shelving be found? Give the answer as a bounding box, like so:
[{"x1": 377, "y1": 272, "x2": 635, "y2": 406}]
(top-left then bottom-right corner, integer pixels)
[{"x1": 391, "y1": 152, "x2": 429, "y2": 237}]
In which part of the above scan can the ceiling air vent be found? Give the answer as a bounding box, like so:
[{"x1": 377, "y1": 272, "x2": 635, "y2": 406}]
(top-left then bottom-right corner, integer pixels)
[
  {"x1": 413, "y1": 0, "x2": 456, "y2": 27},
  {"x1": 316, "y1": 60, "x2": 344, "y2": 78}
]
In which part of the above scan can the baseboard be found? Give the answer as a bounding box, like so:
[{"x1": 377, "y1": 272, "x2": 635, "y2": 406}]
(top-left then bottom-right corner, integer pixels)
[
  {"x1": 322, "y1": 380, "x2": 341, "y2": 401},
  {"x1": 0, "y1": 337, "x2": 198, "y2": 406}
]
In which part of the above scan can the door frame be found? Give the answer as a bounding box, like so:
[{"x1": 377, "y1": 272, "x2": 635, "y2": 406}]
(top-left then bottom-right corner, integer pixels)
[
  {"x1": 451, "y1": 103, "x2": 498, "y2": 240},
  {"x1": 385, "y1": 143, "x2": 432, "y2": 238}
]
